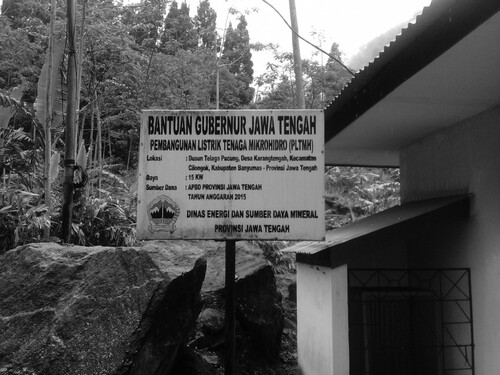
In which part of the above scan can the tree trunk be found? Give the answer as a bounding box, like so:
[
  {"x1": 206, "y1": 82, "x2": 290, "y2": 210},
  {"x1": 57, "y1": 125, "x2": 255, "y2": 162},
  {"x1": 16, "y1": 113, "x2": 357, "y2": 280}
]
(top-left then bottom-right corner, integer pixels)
[
  {"x1": 107, "y1": 127, "x2": 112, "y2": 159},
  {"x1": 96, "y1": 100, "x2": 102, "y2": 198},
  {"x1": 43, "y1": 0, "x2": 57, "y2": 239},
  {"x1": 75, "y1": 0, "x2": 87, "y2": 151},
  {"x1": 87, "y1": 90, "x2": 96, "y2": 198},
  {"x1": 61, "y1": 0, "x2": 78, "y2": 242},
  {"x1": 126, "y1": 131, "x2": 132, "y2": 172}
]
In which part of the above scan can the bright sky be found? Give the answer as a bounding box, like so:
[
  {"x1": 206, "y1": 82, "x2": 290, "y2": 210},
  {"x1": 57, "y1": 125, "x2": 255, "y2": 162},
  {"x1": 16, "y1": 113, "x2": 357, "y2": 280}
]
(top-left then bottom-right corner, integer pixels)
[{"x1": 190, "y1": 0, "x2": 433, "y2": 75}]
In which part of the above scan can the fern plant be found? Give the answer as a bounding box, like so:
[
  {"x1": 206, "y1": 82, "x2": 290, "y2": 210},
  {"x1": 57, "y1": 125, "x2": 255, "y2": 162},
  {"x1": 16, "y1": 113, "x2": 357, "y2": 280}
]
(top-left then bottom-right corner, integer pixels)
[
  {"x1": 70, "y1": 165, "x2": 137, "y2": 247},
  {"x1": 0, "y1": 188, "x2": 51, "y2": 253}
]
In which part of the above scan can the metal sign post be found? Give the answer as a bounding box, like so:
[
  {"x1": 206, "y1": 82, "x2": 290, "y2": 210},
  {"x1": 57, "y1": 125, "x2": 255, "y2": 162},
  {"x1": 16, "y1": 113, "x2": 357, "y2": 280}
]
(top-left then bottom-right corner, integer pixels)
[{"x1": 224, "y1": 240, "x2": 236, "y2": 375}]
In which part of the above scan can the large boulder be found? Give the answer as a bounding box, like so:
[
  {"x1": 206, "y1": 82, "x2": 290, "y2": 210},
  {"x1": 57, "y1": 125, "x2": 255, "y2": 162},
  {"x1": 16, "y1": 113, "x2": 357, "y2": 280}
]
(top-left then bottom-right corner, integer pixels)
[
  {"x1": 235, "y1": 264, "x2": 284, "y2": 361},
  {"x1": 185, "y1": 241, "x2": 284, "y2": 369},
  {"x1": 0, "y1": 241, "x2": 207, "y2": 375}
]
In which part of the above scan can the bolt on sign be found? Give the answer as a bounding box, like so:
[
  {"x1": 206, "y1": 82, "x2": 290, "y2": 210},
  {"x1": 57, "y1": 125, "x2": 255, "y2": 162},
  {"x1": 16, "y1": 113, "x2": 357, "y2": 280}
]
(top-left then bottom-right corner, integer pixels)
[{"x1": 137, "y1": 109, "x2": 325, "y2": 241}]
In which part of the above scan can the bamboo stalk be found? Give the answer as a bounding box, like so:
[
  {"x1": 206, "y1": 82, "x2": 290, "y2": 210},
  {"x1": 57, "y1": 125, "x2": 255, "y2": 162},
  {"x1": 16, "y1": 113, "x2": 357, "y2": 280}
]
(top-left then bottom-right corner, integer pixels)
[{"x1": 61, "y1": 0, "x2": 78, "y2": 242}]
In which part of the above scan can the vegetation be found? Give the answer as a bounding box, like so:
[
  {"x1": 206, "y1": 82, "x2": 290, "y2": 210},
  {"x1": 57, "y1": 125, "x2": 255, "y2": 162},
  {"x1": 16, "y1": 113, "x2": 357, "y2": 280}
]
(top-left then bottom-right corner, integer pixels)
[
  {"x1": 325, "y1": 166, "x2": 400, "y2": 230},
  {"x1": 0, "y1": 4, "x2": 400, "y2": 374},
  {"x1": 0, "y1": 0, "x2": 399, "y2": 253},
  {"x1": 255, "y1": 42, "x2": 352, "y2": 109}
]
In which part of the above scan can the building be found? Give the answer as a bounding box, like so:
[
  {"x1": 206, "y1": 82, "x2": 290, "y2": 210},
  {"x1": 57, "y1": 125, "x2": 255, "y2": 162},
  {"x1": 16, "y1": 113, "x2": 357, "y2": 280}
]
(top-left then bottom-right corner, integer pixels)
[{"x1": 288, "y1": 0, "x2": 500, "y2": 374}]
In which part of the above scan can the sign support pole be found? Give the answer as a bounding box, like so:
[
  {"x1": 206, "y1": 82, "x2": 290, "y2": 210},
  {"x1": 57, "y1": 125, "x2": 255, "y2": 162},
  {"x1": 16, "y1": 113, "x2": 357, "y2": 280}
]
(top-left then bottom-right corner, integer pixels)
[{"x1": 224, "y1": 239, "x2": 236, "y2": 375}]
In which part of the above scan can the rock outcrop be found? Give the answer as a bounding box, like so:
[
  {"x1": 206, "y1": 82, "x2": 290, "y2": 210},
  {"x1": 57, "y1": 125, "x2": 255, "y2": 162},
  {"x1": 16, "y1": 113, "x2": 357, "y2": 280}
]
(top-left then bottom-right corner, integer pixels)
[
  {"x1": 0, "y1": 240, "x2": 285, "y2": 375},
  {"x1": 182, "y1": 241, "x2": 284, "y2": 371},
  {"x1": 0, "y1": 242, "x2": 206, "y2": 375}
]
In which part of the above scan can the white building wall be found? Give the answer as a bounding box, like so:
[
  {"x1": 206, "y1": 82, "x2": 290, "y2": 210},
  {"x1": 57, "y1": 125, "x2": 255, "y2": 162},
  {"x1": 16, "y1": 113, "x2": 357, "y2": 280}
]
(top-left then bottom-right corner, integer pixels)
[
  {"x1": 296, "y1": 263, "x2": 349, "y2": 375},
  {"x1": 400, "y1": 105, "x2": 500, "y2": 375}
]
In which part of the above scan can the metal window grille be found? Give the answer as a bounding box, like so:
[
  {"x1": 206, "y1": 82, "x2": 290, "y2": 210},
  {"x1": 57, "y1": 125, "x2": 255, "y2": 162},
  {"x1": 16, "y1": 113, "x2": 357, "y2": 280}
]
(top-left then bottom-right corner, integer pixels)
[{"x1": 348, "y1": 269, "x2": 474, "y2": 375}]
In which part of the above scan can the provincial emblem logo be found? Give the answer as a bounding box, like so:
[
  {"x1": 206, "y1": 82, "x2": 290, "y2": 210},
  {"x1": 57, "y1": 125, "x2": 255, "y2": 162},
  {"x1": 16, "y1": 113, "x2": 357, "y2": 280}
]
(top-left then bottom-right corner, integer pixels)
[{"x1": 147, "y1": 195, "x2": 180, "y2": 234}]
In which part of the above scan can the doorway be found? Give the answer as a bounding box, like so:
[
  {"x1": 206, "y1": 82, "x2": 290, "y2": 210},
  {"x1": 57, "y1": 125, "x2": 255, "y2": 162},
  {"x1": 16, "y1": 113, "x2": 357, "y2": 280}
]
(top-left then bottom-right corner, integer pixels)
[{"x1": 348, "y1": 269, "x2": 474, "y2": 375}]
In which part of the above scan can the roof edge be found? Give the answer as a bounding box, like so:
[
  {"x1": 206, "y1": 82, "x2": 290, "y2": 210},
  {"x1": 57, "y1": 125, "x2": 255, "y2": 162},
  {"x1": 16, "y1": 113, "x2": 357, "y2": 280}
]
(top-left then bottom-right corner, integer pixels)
[
  {"x1": 324, "y1": 0, "x2": 500, "y2": 142},
  {"x1": 289, "y1": 194, "x2": 471, "y2": 268}
]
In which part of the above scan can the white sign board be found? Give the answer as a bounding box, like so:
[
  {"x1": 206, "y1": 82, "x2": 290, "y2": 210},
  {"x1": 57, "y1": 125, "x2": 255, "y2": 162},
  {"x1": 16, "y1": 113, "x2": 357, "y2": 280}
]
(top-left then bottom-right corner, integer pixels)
[{"x1": 137, "y1": 109, "x2": 325, "y2": 240}]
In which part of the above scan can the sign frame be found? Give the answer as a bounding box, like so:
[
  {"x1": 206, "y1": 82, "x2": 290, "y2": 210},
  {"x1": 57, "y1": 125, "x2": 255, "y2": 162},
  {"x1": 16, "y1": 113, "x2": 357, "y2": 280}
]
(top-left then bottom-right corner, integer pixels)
[{"x1": 137, "y1": 109, "x2": 325, "y2": 241}]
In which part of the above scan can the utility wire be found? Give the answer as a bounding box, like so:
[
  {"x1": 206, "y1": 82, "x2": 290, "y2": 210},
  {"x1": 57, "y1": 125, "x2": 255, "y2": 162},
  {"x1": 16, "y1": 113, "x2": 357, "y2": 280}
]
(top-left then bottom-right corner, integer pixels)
[{"x1": 261, "y1": 0, "x2": 355, "y2": 77}]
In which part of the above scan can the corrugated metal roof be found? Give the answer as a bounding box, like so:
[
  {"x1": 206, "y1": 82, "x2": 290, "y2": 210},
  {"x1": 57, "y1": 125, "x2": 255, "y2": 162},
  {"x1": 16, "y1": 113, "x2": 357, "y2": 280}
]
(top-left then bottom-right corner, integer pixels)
[
  {"x1": 347, "y1": 6, "x2": 429, "y2": 77},
  {"x1": 324, "y1": 0, "x2": 438, "y2": 132}
]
